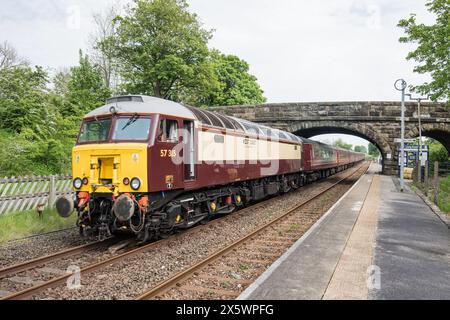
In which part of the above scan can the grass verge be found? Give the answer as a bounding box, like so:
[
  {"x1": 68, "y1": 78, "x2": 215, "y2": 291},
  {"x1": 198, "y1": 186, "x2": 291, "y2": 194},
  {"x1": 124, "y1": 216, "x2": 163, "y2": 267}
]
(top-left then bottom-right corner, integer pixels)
[
  {"x1": 437, "y1": 175, "x2": 450, "y2": 214},
  {"x1": 0, "y1": 209, "x2": 77, "y2": 243}
]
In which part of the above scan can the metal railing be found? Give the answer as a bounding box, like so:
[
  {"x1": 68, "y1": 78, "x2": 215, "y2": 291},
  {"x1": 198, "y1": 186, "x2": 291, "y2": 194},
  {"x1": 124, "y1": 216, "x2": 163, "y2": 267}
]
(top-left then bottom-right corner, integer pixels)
[
  {"x1": 438, "y1": 161, "x2": 450, "y2": 176},
  {"x1": 0, "y1": 175, "x2": 73, "y2": 215}
]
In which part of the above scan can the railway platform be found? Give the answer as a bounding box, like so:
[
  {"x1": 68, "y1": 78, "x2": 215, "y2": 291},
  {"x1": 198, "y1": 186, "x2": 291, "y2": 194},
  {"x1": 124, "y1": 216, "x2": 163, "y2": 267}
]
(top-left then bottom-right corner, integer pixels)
[{"x1": 239, "y1": 163, "x2": 450, "y2": 300}]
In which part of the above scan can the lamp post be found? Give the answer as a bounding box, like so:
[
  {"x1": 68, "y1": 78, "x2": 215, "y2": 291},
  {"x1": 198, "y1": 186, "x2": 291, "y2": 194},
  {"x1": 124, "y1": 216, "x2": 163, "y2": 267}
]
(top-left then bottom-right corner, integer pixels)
[
  {"x1": 395, "y1": 79, "x2": 407, "y2": 192},
  {"x1": 405, "y1": 94, "x2": 431, "y2": 183}
]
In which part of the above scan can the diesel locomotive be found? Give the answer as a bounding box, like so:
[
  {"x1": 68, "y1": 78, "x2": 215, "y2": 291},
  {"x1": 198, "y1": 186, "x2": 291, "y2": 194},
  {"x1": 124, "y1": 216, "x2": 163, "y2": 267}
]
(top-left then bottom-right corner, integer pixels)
[{"x1": 56, "y1": 95, "x2": 365, "y2": 242}]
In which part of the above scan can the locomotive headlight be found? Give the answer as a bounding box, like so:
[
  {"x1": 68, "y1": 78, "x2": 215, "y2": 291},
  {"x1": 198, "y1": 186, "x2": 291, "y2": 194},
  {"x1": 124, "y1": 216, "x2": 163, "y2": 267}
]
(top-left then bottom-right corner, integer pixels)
[
  {"x1": 130, "y1": 177, "x2": 141, "y2": 190},
  {"x1": 73, "y1": 178, "x2": 83, "y2": 189}
]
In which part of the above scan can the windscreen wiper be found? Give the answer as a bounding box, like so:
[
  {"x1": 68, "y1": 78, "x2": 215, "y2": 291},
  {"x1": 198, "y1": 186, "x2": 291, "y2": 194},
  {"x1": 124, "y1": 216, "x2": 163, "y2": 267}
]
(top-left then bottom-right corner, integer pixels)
[
  {"x1": 94, "y1": 115, "x2": 106, "y2": 130},
  {"x1": 122, "y1": 114, "x2": 140, "y2": 130}
]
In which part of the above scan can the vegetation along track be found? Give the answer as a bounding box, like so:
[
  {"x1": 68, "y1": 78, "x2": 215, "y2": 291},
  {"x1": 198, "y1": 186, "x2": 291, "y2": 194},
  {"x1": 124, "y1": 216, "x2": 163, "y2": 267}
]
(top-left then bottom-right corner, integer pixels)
[
  {"x1": 136, "y1": 163, "x2": 369, "y2": 300},
  {"x1": 1, "y1": 162, "x2": 368, "y2": 300}
]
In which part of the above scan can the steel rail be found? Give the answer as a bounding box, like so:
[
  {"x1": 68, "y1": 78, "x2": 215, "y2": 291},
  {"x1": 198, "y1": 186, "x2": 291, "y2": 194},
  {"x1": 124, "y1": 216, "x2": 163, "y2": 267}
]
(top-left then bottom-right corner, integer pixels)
[
  {"x1": 1, "y1": 239, "x2": 165, "y2": 300},
  {"x1": 0, "y1": 238, "x2": 116, "y2": 279},
  {"x1": 135, "y1": 162, "x2": 369, "y2": 300}
]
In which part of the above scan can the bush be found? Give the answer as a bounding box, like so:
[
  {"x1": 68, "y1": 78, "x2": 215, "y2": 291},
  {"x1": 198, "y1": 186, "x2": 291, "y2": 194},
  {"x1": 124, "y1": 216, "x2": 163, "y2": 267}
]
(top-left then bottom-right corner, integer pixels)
[
  {"x1": 429, "y1": 140, "x2": 449, "y2": 164},
  {"x1": 0, "y1": 130, "x2": 36, "y2": 176},
  {"x1": 0, "y1": 130, "x2": 72, "y2": 176}
]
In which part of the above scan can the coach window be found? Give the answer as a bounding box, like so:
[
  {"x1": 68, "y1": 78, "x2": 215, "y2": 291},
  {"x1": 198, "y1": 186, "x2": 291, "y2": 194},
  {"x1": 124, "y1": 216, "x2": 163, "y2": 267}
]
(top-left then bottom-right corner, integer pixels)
[
  {"x1": 214, "y1": 135, "x2": 225, "y2": 143},
  {"x1": 158, "y1": 119, "x2": 178, "y2": 143}
]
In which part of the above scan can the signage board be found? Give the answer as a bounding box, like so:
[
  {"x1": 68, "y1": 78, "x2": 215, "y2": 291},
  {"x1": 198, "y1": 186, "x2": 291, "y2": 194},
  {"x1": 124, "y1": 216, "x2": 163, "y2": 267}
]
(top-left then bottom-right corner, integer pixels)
[
  {"x1": 394, "y1": 138, "x2": 417, "y2": 143},
  {"x1": 398, "y1": 144, "x2": 429, "y2": 167}
]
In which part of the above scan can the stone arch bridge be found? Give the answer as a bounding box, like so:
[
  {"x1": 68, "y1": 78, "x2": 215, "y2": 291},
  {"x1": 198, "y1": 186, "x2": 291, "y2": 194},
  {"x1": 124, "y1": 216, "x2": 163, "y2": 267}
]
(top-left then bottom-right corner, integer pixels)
[{"x1": 212, "y1": 101, "x2": 450, "y2": 176}]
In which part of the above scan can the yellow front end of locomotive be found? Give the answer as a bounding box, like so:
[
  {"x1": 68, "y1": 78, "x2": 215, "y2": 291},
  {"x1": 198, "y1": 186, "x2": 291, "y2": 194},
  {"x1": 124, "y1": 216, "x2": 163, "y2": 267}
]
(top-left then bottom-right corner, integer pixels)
[{"x1": 72, "y1": 143, "x2": 148, "y2": 195}]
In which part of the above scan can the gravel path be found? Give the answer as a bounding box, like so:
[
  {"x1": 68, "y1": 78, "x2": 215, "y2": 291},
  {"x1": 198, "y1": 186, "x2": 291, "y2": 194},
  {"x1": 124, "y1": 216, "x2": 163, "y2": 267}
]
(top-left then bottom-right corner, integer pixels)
[{"x1": 33, "y1": 165, "x2": 365, "y2": 300}]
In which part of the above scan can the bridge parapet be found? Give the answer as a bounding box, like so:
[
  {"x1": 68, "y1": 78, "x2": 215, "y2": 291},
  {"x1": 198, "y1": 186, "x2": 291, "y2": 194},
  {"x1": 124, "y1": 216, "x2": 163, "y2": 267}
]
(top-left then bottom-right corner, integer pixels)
[{"x1": 212, "y1": 101, "x2": 449, "y2": 121}]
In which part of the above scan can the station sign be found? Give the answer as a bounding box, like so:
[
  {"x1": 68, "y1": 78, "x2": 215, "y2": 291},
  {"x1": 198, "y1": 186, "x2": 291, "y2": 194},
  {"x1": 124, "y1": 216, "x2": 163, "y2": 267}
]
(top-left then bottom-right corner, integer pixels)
[
  {"x1": 394, "y1": 138, "x2": 417, "y2": 143},
  {"x1": 398, "y1": 143, "x2": 429, "y2": 167}
]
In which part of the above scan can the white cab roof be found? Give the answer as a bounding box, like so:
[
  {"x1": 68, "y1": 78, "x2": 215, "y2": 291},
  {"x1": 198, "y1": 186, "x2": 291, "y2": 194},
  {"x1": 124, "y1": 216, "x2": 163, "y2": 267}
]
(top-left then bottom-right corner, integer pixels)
[{"x1": 85, "y1": 95, "x2": 196, "y2": 120}]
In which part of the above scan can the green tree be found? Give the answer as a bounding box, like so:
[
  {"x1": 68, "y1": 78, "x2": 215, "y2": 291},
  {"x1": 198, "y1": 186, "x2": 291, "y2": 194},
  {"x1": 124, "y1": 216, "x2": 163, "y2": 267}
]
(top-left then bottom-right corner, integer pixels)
[
  {"x1": 369, "y1": 143, "x2": 381, "y2": 157},
  {"x1": 50, "y1": 52, "x2": 110, "y2": 168},
  {"x1": 53, "y1": 69, "x2": 72, "y2": 96},
  {"x1": 64, "y1": 50, "x2": 110, "y2": 117},
  {"x1": 197, "y1": 50, "x2": 266, "y2": 106},
  {"x1": 426, "y1": 138, "x2": 449, "y2": 163},
  {"x1": 398, "y1": 0, "x2": 450, "y2": 103},
  {"x1": 105, "y1": 0, "x2": 215, "y2": 101},
  {"x1": 49, "y1": 95, "x2": 81, "y2": 157},
  {"x1": 0, "y1": 129, "x2": 71, "y2": 176},
  {"x1": 0, "y1": 65, "x2": 57, "y2": 140},
  {"x1": 0, "y1": 130, "x2": 34, "y2": 176},
  {"x1": 354, "y1": 145, "x2": 368, "y2": 154},
  {"x1": 333, "y1": 138, "x2": 353, "y2": 150},
  {"x1": 0, "y1": 44, "x2": 91, "y2": 176}
]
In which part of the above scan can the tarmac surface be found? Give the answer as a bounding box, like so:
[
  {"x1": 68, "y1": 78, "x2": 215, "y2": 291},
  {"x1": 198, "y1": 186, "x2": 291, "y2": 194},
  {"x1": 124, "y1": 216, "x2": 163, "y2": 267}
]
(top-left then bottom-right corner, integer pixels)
[
  {"x1": 370, "y1": 174, "x2": 450, "y2": 299},
  {"x1": 239, "y1": 163, "x2": 450, "y2": 300}
]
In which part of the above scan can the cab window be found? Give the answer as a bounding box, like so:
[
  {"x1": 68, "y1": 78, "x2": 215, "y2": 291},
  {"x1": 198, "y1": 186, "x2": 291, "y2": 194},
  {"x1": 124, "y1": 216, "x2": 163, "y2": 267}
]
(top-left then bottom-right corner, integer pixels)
[
  {"x1": 112, "y1": 117, "x2": 151, "y2": 141},
  {"x1": 78, "y1": 118, "x2": 112, "y2": 143},
  {"x1": 157, "y1": 119, "x2": 178, "y2": 143}
]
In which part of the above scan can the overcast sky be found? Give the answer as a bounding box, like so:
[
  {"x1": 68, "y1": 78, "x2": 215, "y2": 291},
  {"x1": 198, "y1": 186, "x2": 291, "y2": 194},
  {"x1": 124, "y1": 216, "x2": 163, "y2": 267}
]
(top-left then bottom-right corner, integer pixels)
[{"x1": 0, "y1": 0, "x2": 435, "y2": 148}]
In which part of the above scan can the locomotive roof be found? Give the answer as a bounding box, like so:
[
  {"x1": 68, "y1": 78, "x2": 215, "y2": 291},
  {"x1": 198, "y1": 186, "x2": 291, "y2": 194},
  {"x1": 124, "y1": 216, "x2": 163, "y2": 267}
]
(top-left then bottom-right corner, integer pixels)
[
  {"x1": 87, "y1": 95, "x2": 303, "y2": 143},
  {"x1": 86, "y1": 95, "x2": 196, "y2": 120}
]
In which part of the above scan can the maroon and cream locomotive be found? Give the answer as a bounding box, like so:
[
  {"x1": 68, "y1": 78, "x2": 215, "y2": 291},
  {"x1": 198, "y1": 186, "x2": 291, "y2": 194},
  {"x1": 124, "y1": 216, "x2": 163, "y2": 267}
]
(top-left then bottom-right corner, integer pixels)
[{"x1": 56, "y1": 95, "x2": 365, "y2": 241}]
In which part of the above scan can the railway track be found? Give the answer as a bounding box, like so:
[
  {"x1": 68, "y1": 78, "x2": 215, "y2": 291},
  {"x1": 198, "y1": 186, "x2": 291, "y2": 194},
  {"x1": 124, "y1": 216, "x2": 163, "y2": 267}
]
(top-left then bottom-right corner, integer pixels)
[
  {"x1": 0, "y1": 163, "x2": 367, "y2": 300},
  {"x1": 0, "y1": 238, "x2": 116, "y2": 279},
  {"x1": 135, "y1": 163, "x2": 369, "y2": 300},
  {"x1": 1, "y1": 198, "x2": 284, "y2": 300},
  {"x1": 0, "y1": 236, "x2": 133, "y2": 298}
]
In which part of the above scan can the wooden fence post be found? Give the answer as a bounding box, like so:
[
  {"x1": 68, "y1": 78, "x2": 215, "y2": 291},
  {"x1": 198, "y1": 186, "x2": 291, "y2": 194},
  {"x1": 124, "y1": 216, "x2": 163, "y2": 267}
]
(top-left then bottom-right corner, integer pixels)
[
  {"x1": 424, "y1": 161, "x2": 429, "y2": 196},
  {"x1": 48, "y1": 175, "x2": 56, "y2": 210},
  {"x1": 433, "y1": 162, "x2": 439, "y2": 205}
]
